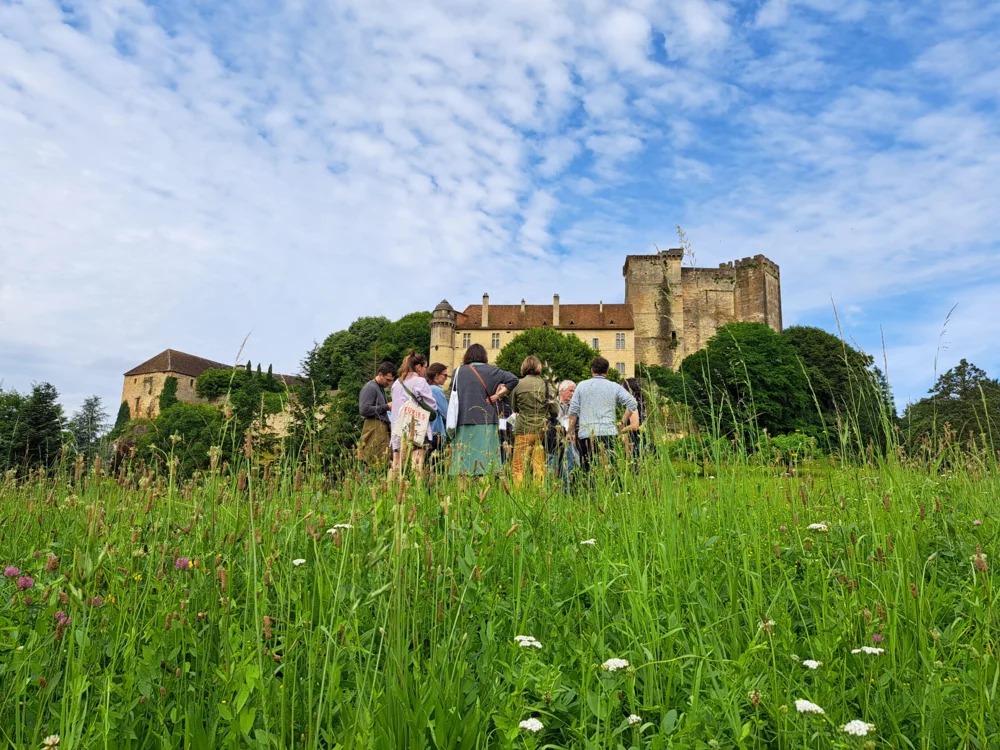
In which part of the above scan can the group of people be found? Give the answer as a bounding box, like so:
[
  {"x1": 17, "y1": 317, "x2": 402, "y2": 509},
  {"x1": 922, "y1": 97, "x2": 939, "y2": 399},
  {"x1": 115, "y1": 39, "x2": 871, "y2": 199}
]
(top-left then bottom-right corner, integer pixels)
[{"x1": 358, "y1": 344, "x2": 647, "y2": 486}]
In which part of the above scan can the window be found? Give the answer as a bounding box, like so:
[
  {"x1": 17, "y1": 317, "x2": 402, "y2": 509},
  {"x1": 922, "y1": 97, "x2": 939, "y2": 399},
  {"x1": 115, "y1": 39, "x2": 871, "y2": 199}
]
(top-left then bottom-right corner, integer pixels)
[
  {"x1": 616, "y1": 362, "x2": 626, "y2": 375},
  {"x1": 592, "y1": 337, "x2": 600, "y2": 350},
  {"x1": 189, "y1": 379, "x2": 194, "y2": 387},
  {"x1": 462, "y1": 333, "x2": 471, "y2": 348},
  {"x1": 615, "y1": 333, "x2": 626, "y2": 350},
  {"x1": 491, "y1": 333, "x2": 500, "y2": 349}
]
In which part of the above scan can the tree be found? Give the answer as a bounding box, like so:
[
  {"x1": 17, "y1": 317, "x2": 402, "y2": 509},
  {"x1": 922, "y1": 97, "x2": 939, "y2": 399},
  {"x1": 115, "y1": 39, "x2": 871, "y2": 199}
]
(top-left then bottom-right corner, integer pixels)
[
  {"x1": 903, "y1": 359, "x2": 1000, "y2": 451},
  {"x1": 70, "y1": 395, "x2": 109, "y2": 457},
  {"x1": 135, "y1": 402, "x2": 224, "y2": 476},
  {"x1": 679, "y1": 323, "x2": 810, "y2": 438},
  {"x1": 3, "y1": 383, "x2": 66, "y2": 471},
  {"x1": 0, "y1": 387, "x2": 28, "y2": 471},
  {"x1": 195, "y1": 367, "x2": 288, "y2": 443},
  {"x1": 111, "y1": 401, "x2": 131, "y2": 437},
  {"x1": 158, "y1": 376, "x2": 179, "y2": 412},
  {"x1": 496, "y1": 328, "x2": 600, "y2": 383},
  {"x1": 305, "y1": 316, "x2": 391, "y2": 390},
  {"x1": 376, "y1": 311, "x2": 433, "y2": 367}
]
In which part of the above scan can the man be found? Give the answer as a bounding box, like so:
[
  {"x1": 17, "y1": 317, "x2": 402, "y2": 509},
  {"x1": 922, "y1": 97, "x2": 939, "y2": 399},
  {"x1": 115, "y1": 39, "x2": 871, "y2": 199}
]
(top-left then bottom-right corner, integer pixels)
[
  {"x1": 357, "y1": 361, "x2": 395, "y2": 466},
  {"x1": 547, "y1": 379, "x2": 579, "y2": 490},
  {"x1": 568, "y1": 357, "x2": 639, "y2": 472}
]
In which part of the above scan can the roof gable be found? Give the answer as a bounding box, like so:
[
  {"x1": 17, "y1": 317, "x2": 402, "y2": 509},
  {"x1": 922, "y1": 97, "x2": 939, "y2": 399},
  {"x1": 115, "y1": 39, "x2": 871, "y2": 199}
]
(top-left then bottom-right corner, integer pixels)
[{"x1": 123, "y1": 349, "x2": 231, "y2": 378}]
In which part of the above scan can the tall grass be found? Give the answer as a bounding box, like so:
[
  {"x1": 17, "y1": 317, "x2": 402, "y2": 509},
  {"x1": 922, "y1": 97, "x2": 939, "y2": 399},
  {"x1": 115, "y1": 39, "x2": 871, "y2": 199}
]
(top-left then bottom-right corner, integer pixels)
[{"x1": 1, "y1": 423, "x2": 998, "y2": 749}]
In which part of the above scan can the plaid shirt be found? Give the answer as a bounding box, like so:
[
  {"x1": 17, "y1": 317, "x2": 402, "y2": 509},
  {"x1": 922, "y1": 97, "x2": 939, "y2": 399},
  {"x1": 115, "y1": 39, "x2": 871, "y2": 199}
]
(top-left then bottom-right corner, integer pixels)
[{"x1": 568, "y1": 376, "x2": 638, "y2": 438}]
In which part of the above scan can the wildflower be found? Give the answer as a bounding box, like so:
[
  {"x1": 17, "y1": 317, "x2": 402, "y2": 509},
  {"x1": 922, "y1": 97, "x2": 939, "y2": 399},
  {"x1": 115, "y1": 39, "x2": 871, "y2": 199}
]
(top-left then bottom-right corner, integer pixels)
[
  {"x1": 748, "y1": 689, "x2": 761, "y2": 707},
  {"x1": 806, "y1": 523, "x2": 828, "y2": 532},
  {"x1": 851, "y1": 647, "x2": 884, "y2": 655},
  {"x1": 758, "y1": 618, "x2": 776, "y2": 633},
  {"x1": 174, "y1": 557, "x2": 190, "y2": 570},
  {"x1": 16, "y1": 576, "x2": 34, "y2": 591},
  {"x1": 327, "y1": 524, "x2": 353, "y2": 533},
  {"x1": 292, "y1": 559, "x2": 306, "y2": 566},
  {"x1": 133, "y1": 574, "x2": 142, "y2": 582},
  {"x1": 794, "y1": 699, "x2": 825, "y2": 714},
  {"x1": 779, "y1": 526, "x2": 787, "y2": 532},
  {"x1": 41, "y1": 735, "x2": 60, "y2": 748},
  {"x1": 802, "y1": 659, "x2": 822, "y2": 670},
  {"x1": 580, "y1": 539, "x2": 597, "y2": 546},
  {"x1": 872, "y1": 633, "x2": 884, "y2": 644},
  {"x1": 973, "y1": 519, "x2": 982, "y2": 526},
  {"x1": 3, "y1": 565, "x2": 19, "y2": 577},
  {"x1": 518, "y1": 718, "x2": 544, "y2": 733},
  {"x1": 627, "y1": 714, "x2": 642, "y2": 726},
  {"x1": 45, "y1": 555, "x2": 59, "y2": 572},
  {"x1": 601, "y1": 658, "x2": 629, "y2": 672},
  {"x1": 514, "y1": 635, "x2": 542, "y2": 649},
  {"x1": 842, "y1": 720, "x2": 876, "y2": 737},
  {"x1": 53, "y1": 611, "x2": 71, "y2": 625}
]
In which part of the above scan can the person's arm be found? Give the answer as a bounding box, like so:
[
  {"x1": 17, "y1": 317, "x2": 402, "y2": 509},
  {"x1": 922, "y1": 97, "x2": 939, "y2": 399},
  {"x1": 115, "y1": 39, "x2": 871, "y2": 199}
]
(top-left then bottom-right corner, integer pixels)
[
  {"x1": 359, "y1": 383, "x2": 381, "y2": 419},
  {"x1": 490, "y1": 369, "x2": 519, "y2": 404},
  {"x1": 621, "y1": 409, "x2": 639, "y2": 433},
  {"x1": 568, "y1": 387, "x2": 581, "y2": 443},
  {"x1": 616, "y1": 386, "x2": 639, "y2": 433}
]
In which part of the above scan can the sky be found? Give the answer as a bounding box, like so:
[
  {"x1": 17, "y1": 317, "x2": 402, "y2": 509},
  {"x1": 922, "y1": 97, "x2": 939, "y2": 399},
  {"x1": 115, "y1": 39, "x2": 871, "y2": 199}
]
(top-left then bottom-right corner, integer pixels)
[{"x1": 1, "y1": 0, "x2": 999, "y2": 420}]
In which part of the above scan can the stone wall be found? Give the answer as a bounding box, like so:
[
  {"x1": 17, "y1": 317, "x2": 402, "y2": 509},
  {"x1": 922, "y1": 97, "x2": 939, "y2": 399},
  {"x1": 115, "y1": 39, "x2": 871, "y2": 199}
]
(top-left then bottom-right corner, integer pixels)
[
  {"x1": 681, "y1": 266, "x2": 737, "y2": 356},
  {"x1": 120, "y1": 371, "x2": 209, "y2": 421},
  {"x1": 623, "y1": 252, "x2": 682, "y2": 370}
]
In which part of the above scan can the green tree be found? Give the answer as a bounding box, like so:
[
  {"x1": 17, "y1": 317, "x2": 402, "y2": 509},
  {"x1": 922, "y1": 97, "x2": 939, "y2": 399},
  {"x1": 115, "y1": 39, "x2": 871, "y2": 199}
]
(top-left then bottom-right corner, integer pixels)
[
  {"x1": 903, "y1": 359, "x2": 1000, "y2": 452},
  {"x1": 135, "y1": 402, "x2": 224, "y2": 476},
  {"x1": 3, "y1": 383, "x2": 66, "y2": 471},
  {"x1": 158, "y1": 376, "x2": 179, "y2": 411},
  {"x1": 70, "y1": 395, "x2": 109, "y2": 458},
  {"x1": 495, "y1": 328, "x2": 599, "y2": 383},
  {"x1": 680, "y1": 323, "x2": 810, "y2": 438},
  {"x1": 111, "y1": 401, "x2": 131, "y2": 438},
  {"x1": 376, "y1": 311, "x2": 433, "y2": 367},
  {"x1": 306, "y1": 316, "x2": 391, "y2": 390},
  {"x1": 195, "y1": 368, "x2": 288, "y2": 442},
  {"x1": 0, "y1": 387, "x2": 28, "y2": 471}
]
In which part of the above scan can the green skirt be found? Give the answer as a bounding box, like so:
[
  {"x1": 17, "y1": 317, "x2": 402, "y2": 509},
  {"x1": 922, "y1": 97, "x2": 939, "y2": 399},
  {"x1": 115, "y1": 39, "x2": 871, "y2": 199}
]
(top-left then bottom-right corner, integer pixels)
[{"x1": 450, "y1": 424, "x2": 501, "y2": 475}]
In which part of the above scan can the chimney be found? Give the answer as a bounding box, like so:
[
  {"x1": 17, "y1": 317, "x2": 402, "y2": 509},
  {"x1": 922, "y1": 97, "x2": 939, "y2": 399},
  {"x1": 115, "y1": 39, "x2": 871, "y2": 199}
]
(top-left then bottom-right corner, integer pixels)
[
  {"x1": 482, "y1": 293, "x2": 489, "y2": 328},
  {"x1": 599, "y1": 300, "x2": 604, "y2": 313},
  {"x1": 553, "y1": 294, "x2": 560, "y2": 327},
  {"x1": 520, "y1": 298, "x2": 526, "y2": 313}
]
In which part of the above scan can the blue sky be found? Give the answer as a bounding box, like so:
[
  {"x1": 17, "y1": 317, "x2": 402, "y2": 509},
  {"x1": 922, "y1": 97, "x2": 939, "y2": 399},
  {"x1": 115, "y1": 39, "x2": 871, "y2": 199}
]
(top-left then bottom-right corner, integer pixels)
[{"x1": 1, "y1": 0, "x2": 999, "y2": 419}]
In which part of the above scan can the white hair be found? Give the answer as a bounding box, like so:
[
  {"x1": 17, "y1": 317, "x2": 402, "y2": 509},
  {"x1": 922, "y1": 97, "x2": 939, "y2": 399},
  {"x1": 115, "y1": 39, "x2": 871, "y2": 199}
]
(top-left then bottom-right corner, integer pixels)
[{"x1": 557, "y1": 380, "x2": 576, "y2": 393}]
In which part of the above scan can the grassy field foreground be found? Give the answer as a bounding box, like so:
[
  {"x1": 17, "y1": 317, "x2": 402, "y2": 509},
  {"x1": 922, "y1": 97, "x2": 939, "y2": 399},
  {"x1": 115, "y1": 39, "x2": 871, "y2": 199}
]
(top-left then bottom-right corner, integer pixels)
[{"x1": 0, "y1": 456, "x2": 997, "y2": 749}]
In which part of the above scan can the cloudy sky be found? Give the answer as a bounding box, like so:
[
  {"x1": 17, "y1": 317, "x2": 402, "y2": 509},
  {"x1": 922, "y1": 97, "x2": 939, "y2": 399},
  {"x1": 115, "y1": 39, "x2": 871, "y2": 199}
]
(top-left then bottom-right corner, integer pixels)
[{"x1": 1, "y1": 0, "x2": 998, "y2": 418}]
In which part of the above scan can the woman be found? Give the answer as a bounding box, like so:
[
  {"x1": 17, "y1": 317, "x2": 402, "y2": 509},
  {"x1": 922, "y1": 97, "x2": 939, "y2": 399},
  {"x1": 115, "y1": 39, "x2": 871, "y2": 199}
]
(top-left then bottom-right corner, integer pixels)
[
  {"x1": 510, "y1": 356, "x2": 557, "y2": 487},
  {"x1": 449, "y1": 343, "x2": 519, "y2": 476},
  {"x1": 547, "y1": 379, "x2": 579, "y2": 491},
  {"x1": 389, "y1": 350, "x2": 438, "y2": 476},
  {"x1": 425, "y1": 362, "x2": 450, "y2": 455}
]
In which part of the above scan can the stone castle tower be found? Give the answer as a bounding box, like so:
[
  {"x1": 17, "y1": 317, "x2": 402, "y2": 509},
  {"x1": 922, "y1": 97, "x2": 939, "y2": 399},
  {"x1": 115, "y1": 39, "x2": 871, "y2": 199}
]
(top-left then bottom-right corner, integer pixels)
[{"x1": 623, "y1": 249, "x2": 782, "y2": 369}]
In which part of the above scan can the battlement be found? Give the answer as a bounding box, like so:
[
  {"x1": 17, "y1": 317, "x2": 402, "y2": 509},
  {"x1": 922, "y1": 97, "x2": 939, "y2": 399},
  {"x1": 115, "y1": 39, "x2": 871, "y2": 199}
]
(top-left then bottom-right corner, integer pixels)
[{"x1": 731, "y1": 254, "x2": 780, "y2": 275}]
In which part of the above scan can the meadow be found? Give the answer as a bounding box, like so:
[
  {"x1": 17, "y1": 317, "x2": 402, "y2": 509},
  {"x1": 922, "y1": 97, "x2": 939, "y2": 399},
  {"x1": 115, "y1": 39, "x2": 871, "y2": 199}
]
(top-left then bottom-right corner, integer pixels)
[{"x1": 1, "y1": 449, "x2": 997, "y2": 749}]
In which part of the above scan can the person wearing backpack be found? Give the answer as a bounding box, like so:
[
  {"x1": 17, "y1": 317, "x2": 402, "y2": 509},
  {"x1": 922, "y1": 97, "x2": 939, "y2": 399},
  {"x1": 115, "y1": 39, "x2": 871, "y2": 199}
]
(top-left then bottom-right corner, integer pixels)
[
  {"x1": 389, "y1": 350, "x2": 439, "y2": 477},
  {"x1": 447, "y1": 344, "x2": 519, "y2": 476},
  {"x1": 510, "y1": 356, "x2": 558, "y2": 487}
]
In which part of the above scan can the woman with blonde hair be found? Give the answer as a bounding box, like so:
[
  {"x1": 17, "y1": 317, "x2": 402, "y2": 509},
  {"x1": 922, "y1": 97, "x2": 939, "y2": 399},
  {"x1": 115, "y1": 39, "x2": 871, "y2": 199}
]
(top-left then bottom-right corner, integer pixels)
[
  {"x1": 510, "y1": 355, "x2": 557, "y2": 487},
  {"x1": 389, "y1": 350, "x2": 438, "y2": 476}
]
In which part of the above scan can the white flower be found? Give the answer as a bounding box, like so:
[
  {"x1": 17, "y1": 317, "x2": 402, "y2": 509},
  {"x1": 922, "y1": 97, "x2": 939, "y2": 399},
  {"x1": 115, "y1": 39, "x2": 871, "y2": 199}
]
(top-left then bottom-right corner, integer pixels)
[
  {"x1": 806, "y1": 523, "x2": 828, "y2": 532},
  {"x1": 794, "y1": 699, "x2": 825, "y2": 715},
  {"x1": 842, "y1": 720, "x2": 875, "y2": 737},
  {"x1": 802, "y1": 659, "x2": 822, "y2": 670},
  {"x1": 519, "y1": 718, "x2": 544, "y2": 733},
  {"x1": 580, "y1": 538, "x2": 597, "y2": 546},
  {"x1": 327, "y1": 524, "x2": 353, "y2": 534},
  {"x1": 292, "y1": 559, "x2": 306, "y2": 566},
  {"x1": 758, "y1": 619, "x2": 776, "y2": 631},
  {"x1": 601, "y1": 658, "x2": 629, "y2": 672},
  {"x1": 851, "y1": 647, "x2": 885, "y2": 655},
  {"x1": 627, "y1": 714, "x2": 642, "y2": 725},
  {"x1": 42, "y1": 737, "x2": 60, "y2": 749},
  {"x1": 514, "y1": 635, "x2": 542, "y2": 649}
]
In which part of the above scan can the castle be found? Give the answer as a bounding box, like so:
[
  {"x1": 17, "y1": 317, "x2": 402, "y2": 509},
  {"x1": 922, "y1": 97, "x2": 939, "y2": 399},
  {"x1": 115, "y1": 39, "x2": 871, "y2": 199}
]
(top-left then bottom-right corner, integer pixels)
[{"x1": 430, "y1": 248, "x2": 782, "y2": 377}]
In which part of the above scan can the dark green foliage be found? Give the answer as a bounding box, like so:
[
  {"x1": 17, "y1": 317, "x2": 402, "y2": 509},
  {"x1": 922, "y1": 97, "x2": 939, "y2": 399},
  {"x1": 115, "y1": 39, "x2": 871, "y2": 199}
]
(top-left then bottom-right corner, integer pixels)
[
  {"x1": 679, "y1": 323, "x2": 810, "y2": 438},
  {"x1": 70, "y1": 395, "x2": 109, "y2": 458},
  {"x1": 135, "y1": 402, "x2": 224, "y2": 476},
  {"x1": 637, "y1": 363, "x2": 691, "y2": 403},
  {"x1": 495, "y1": 327, "x2": 599, "y2": 383},
  {"x1": 267, "y1": 364, "x2": 273, "y2": 381},
  {"x1": 246, "y1": 360, "x2": 252, "y2": 374},
  {"x1": 903, "y1": 359, "x2": 1000, "y2": 451},
  {"x1": 376, "y1": 311, "x2": 432, "y2": 368},
  {"x1": 195, "y1": 368, "x2": 288, "y2": 442},
  {"x1": 111, "y1": 401, "x2": 131, "y2": 437},
  {"x1": 257, "y1": 363, "x2": 262, "y2": 378},
  {"x1": 305, "y1": 316, "x2": 391, "y2": 391},
  {"x1": 158, "y1": 376, "x2": 179, "y2": 412},
  {"x1": 0, "y1": 383, "x2": 65, "y2": 472}
]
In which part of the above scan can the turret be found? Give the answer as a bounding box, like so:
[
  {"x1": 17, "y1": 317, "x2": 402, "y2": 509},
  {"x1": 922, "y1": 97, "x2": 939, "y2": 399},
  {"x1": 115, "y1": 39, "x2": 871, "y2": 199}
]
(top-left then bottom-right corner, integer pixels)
[{"x1": 431, "y1": 300, "x2": 457, "y2": 368}]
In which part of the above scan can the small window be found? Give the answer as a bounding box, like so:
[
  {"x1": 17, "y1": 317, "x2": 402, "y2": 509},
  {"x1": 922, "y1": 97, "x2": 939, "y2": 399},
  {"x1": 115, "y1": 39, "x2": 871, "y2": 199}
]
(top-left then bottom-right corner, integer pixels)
[
  {"x1": 671, "y1": 331, "x2": 677, "y2": 341},
  {"x1": 134, "y1": 397, "x2": 140, "y2": 413},
  {"x1": 463, "y1": 333, "x2": 471, "y2": 348},
  {"x1": 491, "y1": 333, "x2": 500, "y2": 349},
  {"x1": 615, "y1": 333, "x2": 626, "y2": 350},
  {"x1": 592, "y1": 338, "x2": 600, "y2": 350},
  {"x1": 616, "y1": 362, "x2": 625, "y2": 375},
  {"x1": 189, "y1": 379, "x2": 194, "y2": 387},
  {"x1": 133, "y1": 378, "x2": 137, "y2": 384}
]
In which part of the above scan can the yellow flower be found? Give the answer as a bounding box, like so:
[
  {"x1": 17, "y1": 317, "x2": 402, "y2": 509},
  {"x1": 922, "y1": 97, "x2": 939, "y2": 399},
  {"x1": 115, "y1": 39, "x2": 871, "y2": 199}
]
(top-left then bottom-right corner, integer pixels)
[
  {"x1": 133, "y1": 574, "x2": 142, "y2": 582},
  {"x1": 188, "y1": 560, "x2": 194, "y2": 569}
]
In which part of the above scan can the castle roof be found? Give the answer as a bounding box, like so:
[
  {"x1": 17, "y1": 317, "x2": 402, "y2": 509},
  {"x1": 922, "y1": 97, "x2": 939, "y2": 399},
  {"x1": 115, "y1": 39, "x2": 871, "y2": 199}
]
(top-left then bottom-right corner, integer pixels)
[
  {"x1": 124, "y1": 349, "x2": 231, "y2": 378},
  {"x1": 457, "y1": 303, "x2": 634, "y2": 331}
]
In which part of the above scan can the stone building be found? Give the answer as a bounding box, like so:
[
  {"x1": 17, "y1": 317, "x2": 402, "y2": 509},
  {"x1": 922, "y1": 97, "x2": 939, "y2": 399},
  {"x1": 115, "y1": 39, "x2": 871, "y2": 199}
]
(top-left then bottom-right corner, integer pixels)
[
  {"x1": 121, "y1": 349, "x2": 229, "y2": 420},
  {"x1": 430, "y1": 248, "x2": 781, "y2": 376}
]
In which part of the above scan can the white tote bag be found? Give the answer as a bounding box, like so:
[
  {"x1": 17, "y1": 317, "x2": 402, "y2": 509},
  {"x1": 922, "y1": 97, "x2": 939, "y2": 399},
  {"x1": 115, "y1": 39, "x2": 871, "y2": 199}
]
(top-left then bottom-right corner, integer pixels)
[
  {"x1": 446, "y1": 367, "x2": 461, "y2": 431},
  {"x1": 392, "y1": 399, "x2": 431, "y2": 445}
]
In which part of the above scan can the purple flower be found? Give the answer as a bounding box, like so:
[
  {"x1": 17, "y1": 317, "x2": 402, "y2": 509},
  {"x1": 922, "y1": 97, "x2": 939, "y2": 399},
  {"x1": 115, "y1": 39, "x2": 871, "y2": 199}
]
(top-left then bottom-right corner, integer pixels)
[
  {"x1": 3, "y1": 565, "x2": 19, "y2": 578},
  {"x1": 779, "y1": 526, "x2": 787, "y2": 532},
  {"x1": 16, "y1": 576, "x2": 34, "y2": 591},
  {"x1": 973, "y1": 519, "x2": 982, "y2": 526},
  {"x1": 872, "y1": 633, "x2": 884, "y2": 644},
  {"x1": 54, "y1": 610, "x2": 71, "y2": 625},
  {"x1": 174, "y1": 557, "x2": 190, "y2": 570}
]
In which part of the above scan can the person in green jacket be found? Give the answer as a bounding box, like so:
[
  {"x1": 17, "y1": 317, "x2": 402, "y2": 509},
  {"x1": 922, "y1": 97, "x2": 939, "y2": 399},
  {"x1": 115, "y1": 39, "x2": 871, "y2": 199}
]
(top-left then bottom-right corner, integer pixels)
[{"x1": 510, "y1": 356, "x2": 558, "y2": 487}]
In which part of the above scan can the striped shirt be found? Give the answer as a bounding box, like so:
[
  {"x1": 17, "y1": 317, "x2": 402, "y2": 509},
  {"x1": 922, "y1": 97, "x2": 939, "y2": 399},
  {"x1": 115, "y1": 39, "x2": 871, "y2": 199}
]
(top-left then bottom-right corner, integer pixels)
[{"x1": 568, "y1": 376, "x2": 638, "y2": 438}]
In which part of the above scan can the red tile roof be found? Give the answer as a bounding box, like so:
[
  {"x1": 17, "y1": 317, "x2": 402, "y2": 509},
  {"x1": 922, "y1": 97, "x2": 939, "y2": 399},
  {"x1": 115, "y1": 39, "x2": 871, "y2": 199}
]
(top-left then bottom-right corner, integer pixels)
[
  {"x1": 457, "y1": 304, "x2": 634, "y2": 330},
  {"x1": 123, "y1": 349, "x2": 231, "y2": 377}
]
